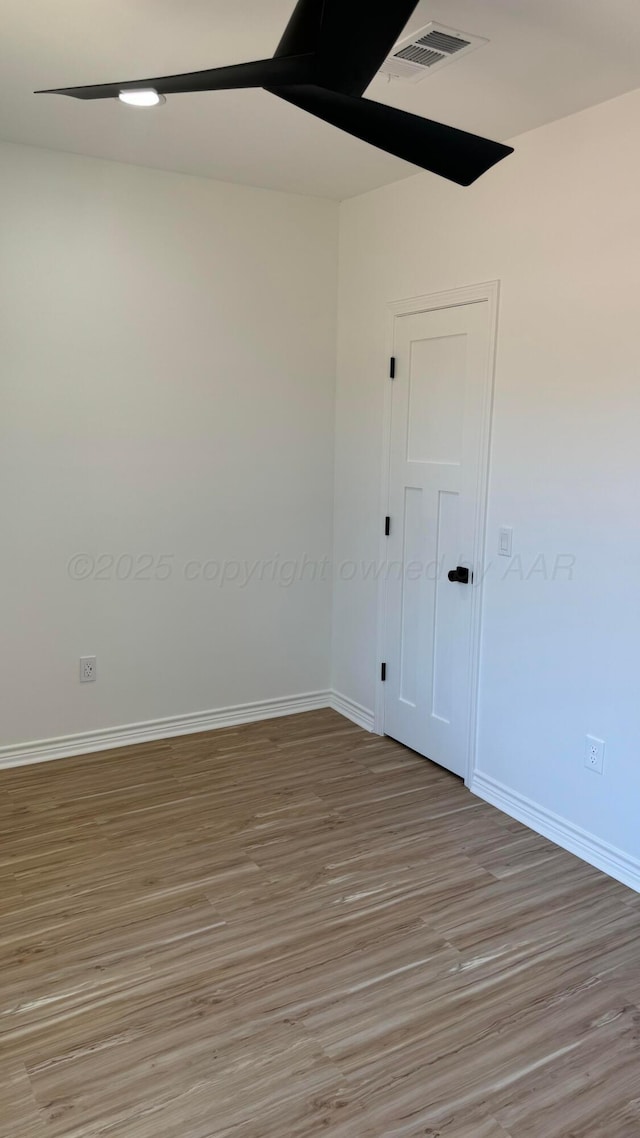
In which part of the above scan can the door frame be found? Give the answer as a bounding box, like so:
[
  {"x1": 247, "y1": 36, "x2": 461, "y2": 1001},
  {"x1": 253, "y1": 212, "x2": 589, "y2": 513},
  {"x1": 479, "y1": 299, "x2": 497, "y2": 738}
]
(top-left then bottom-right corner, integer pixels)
[{"x1": 374, "y1": 280, "x2": 500, "y2": 787}]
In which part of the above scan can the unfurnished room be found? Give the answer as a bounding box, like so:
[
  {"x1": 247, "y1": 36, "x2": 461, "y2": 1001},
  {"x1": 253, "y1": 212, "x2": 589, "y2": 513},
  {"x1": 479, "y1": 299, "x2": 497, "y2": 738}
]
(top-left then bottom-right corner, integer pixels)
[{"x1": 2, "y1": 1, "x2": 640, "y2": 1135}]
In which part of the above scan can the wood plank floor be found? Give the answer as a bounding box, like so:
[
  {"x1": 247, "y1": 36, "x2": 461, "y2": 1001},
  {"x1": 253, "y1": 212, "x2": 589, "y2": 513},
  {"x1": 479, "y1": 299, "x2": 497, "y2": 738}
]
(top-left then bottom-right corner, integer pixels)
[{"x1": 1, "y1": 709, "x2": 639, "y2": 1137}]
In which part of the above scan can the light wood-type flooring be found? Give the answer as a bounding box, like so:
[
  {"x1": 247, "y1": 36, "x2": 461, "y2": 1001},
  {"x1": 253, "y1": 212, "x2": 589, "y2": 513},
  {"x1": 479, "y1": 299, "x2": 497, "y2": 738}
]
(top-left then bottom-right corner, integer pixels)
[{"x1": 1, "y1": 709, "x2": 640, "y2": 1137}]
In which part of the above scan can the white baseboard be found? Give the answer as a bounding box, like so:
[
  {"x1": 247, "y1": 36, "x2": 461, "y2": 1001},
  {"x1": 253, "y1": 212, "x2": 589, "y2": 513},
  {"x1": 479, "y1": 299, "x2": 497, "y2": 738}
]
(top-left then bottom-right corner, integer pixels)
[
  {"x1": 328, "y1": 691, "x2": 375, "y2": 733},
  {"x1": 0, "y1": 691, "x2": 332, "y2": 770},
  {"x1": 470, "y1": 770, "x2": 640, "y2": 895}
]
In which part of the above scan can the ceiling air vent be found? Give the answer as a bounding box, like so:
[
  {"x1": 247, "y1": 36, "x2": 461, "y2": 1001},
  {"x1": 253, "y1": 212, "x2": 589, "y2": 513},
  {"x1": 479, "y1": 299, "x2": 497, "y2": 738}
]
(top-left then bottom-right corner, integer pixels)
[{"x1": 379, "y1": 22, "x2": 488, "y2": 83}]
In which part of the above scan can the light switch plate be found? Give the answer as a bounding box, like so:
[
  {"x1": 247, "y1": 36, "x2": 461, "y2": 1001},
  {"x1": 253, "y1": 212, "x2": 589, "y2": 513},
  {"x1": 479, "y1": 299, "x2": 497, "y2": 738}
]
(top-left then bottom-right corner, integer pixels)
[{"x1": 498, "y1": 526, "x2": 513, "y2": 557}]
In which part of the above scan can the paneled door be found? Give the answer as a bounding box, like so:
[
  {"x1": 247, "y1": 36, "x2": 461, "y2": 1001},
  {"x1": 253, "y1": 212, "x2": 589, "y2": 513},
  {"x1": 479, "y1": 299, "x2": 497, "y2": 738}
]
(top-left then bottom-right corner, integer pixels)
[{"x1": 383, "y1": 297, "x2": 493, "y2": 778}]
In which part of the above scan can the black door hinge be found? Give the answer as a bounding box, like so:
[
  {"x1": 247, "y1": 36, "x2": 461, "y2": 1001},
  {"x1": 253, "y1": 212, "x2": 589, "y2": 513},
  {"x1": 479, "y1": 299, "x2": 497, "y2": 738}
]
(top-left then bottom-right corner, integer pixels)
[
  {"x1": 389, "y1": 356, "x2": 396, "y2": 379},
  {"x1": 384, "y1": 516, "x2": 390, "y2": 536},
  {"x1": 381, "y1": 662, "x2": 386, "y2": 682}
]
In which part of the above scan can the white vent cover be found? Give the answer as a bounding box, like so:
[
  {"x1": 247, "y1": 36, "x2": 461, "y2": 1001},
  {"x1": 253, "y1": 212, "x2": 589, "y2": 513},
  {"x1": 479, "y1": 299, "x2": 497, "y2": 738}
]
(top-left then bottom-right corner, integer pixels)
[{"x1": 379, "y1": 22, "x2": 488, "y2": 83}]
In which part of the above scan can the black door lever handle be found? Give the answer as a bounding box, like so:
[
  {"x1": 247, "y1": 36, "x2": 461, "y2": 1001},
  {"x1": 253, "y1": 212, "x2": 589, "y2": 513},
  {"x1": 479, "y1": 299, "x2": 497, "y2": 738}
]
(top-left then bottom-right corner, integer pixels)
[{"x1": 447, "y1": 566, "x2": 471, "y2": 584}]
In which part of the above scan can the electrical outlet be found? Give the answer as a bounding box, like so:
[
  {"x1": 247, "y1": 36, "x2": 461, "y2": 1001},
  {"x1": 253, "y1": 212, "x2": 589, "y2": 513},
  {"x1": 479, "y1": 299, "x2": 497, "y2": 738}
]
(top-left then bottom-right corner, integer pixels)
[
  {"x1": 584, "y1": 734, "x2": 604, "y2": 774},
  {"x1": 80, "y1": 656, "x2": 96, "y2": 683}
]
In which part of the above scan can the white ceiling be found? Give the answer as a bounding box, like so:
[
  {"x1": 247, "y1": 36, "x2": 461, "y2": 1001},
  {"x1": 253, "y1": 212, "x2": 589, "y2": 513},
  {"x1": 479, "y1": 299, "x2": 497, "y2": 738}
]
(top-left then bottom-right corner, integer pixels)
[{"x1": 2, "y1": 0, "x2": 640, "y2": 199}]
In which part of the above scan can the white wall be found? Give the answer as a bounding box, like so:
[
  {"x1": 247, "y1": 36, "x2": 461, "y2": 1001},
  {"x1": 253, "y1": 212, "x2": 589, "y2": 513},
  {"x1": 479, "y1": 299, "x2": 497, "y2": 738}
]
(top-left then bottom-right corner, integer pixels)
[
  {"x1": 333, "y1": 88, "x2": 640, "y2": 870},
  {"x1": 0, "y1": 141, "x2": 338, "y2": 746},
  {"x1": 2, "y1": 88, "x2": 639, "y2": 883}
]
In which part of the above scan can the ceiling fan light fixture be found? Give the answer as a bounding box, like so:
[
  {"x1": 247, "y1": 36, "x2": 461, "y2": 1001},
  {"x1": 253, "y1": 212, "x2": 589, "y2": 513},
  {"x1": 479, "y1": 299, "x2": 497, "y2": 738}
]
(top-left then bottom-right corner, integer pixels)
[
  {"x1": 40, "y1": 0, "x2": 514, "y2": 186},
  {"x1": 118, "y1": 88, "x2": 165, "y2": 107}
]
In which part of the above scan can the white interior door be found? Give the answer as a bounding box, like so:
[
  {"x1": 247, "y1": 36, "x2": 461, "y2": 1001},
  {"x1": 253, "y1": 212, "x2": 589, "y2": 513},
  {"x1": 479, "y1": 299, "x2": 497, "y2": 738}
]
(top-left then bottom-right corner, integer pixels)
[{"x1": 383, "y1": 299, "x2": 492, "y2": 778}]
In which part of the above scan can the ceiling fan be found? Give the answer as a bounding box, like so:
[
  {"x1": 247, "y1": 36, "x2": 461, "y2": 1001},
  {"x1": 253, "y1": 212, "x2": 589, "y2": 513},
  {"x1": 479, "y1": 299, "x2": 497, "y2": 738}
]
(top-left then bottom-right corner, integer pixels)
[{"x1": 37, "y1": 0, "x2": 513, "y2": 186}]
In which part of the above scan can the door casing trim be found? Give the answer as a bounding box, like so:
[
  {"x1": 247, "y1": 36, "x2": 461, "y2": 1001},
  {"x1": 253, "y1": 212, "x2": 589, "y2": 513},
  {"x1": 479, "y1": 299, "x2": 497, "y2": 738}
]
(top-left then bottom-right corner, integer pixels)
[{"x1": 374, "y1": 280, "x2": 500, "y2": 787}]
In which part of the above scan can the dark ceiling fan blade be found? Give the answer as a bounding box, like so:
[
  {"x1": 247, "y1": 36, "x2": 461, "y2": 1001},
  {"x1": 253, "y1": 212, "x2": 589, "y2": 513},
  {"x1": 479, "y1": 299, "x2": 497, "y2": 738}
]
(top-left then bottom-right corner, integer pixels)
[
  {"x1": 275, "y1": 0, "x2": 324, "y2": 58},
  {"x1": 37, "y1": 53, "x2": 316, "y2": 100},
  {"x1": 268, "y1": 85, "x2": 513, "y2": 186},
  {"x1": 276, "y1": 0, "x2": 420, "y2": 96}
]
